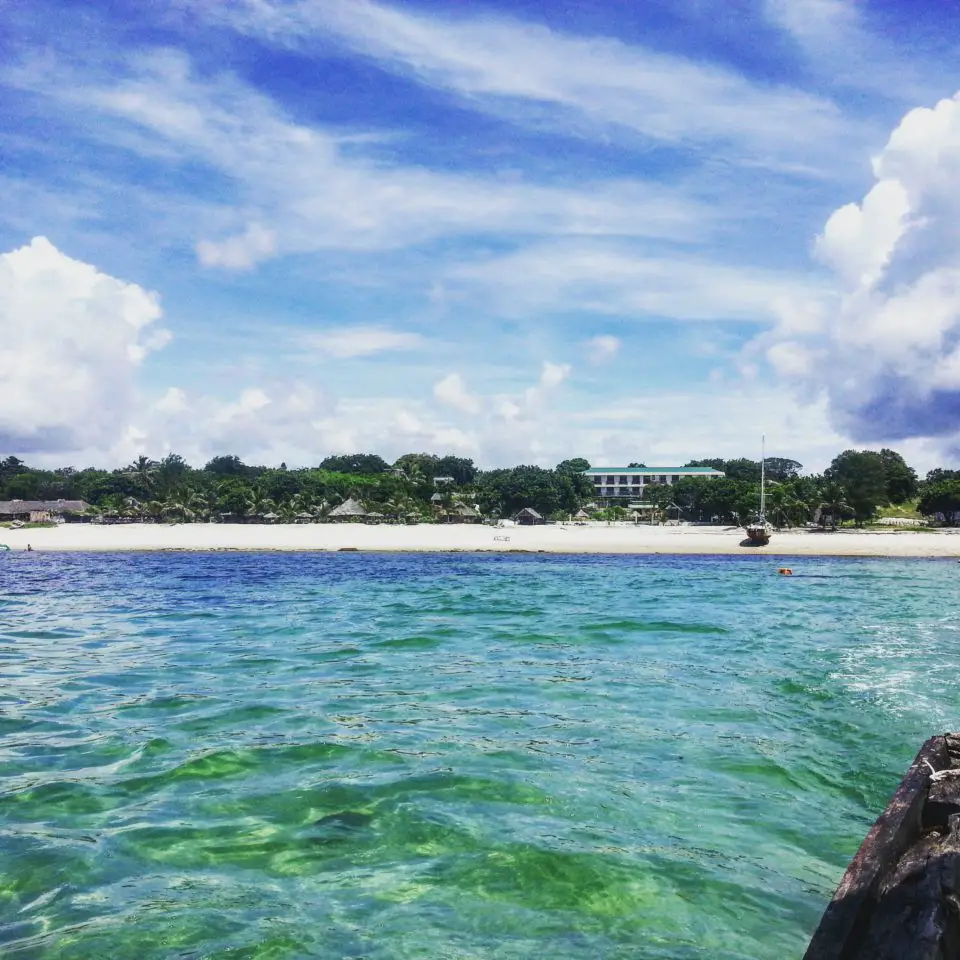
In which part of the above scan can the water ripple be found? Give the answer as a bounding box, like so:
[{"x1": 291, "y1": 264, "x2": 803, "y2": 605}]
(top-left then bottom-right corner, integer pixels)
[{"x1": 1, "y1": 553, "x2": 959, "y2": 958}]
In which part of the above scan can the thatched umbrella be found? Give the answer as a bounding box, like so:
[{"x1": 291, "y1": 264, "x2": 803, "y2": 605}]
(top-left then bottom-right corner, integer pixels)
[
  {"x1": 574, "y1": 508, "x2": 590, "y2": 521},
  {"x1": 262, "y1": 511, "x2": 279, "y2": 523},
  {"x1": 327, "y1": 497, "x2": 368, "y2": 521},
  {"x1": 514, "y1": 507, "x2": 545, "y2": 525}
]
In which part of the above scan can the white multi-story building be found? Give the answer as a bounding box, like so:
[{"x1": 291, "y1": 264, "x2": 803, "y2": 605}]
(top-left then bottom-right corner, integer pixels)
[{"x1": 584, "y1": 466, "x2": 725, "y2": 500}]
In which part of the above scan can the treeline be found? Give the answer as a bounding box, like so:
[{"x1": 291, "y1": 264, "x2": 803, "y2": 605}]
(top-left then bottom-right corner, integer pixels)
[{"x1": 0, "y1": 448, "x2": 958, "y2": 526}]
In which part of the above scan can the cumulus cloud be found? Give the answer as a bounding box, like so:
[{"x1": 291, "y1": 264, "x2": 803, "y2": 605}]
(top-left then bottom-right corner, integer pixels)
[
  {"x1": 303, "y1": 325, "x2": 425, "y2": 358},
  {"x1": 433, "y1": 373, "x2": 480, "y2": 414},
  {"x1": 0, "y1": 237, "x2": 170, "y2": 453},
  {"x1": 761, "y1": 92, "x2": 960, "y2": 447},
  {"x1": 586, "y1": 335, "x2": 620, "y2": 364}
]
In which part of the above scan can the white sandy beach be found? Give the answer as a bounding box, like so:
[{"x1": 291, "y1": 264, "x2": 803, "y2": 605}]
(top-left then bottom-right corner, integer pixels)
[{"x1": 3, "y1": 522, "x2": 960, "y2": 557}]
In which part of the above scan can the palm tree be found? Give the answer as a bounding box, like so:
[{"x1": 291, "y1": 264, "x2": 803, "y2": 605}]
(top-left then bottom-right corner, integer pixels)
[
  {"x1": 818, "y1": 482, "x2": 853, "y2": 529},
  {"x1": 243, "y1": 488, "x2": 276, "y2": 522},
  {"x1": 124, "y1": 456, "x2": 159, "y2": 494},
  {"x1": 765, "y1": 485, "x2": 802, "y2": 530},
  {"x1": 161, "y1": 495, "x2": 195, "y2": 523},
  {"x1": 123, "y1": 496, "x2": 145, "y2": 521}
]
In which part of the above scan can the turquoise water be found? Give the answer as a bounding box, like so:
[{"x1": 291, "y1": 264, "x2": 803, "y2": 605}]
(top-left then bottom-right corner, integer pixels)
[{"x1": 1, "y1": 553, "x2": 959, "y2": 959}]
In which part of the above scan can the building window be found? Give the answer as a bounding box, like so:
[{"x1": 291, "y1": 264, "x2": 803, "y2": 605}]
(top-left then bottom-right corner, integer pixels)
[{"x1": 619, "y1": 475, "x2": 627, "y2": 484}]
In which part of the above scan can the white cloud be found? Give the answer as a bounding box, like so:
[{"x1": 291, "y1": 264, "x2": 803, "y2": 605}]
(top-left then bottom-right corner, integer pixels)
[
  {"x1": 196, "y1": 223, "x2": 277, "y2": 270},
  {"x1": 762, "y1": 0, "x2": 943, "y2": 105},
  {"x1": 11, "y1": 50, "x2": 703, "y2": 263},
  {"x1": 764, "y1": 0, "x2": 857, "y2": 47},
  {"x1": 760, "y1": 92, "x2": 960, "y2": 446},
  {"x1": 303, "y1": 325, "x2": 425, "y2": 358},
  {"x1": 814, "y1": 179, "x2": 911, "y2": 286},
  {"x1": 539, "y1": 361, "x2": 571, "y2": 390},
  {"x1": 0, "y1": 237, "x2": 169, "y2": 453},
  {"x1": 218, "y1": 0, "x2": 850, "y2": 168},
  {"x1": 448, "y1": 241, "x2": 827, "y2": 322},
  {"x1": 585, "y1": 335, "x2": 620, "y2": 364},
  {"x1": 433, "y1": 373, "x2": 480, "y2": 414}
]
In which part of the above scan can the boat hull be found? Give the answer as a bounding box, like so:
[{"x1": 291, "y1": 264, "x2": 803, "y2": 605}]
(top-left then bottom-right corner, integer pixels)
[
  {"x1": 804, "y1": 733, "x2": 960, "y2": 959},
  {"x1": 744, "y1": 525, "x2": 771, "y2": 544}
]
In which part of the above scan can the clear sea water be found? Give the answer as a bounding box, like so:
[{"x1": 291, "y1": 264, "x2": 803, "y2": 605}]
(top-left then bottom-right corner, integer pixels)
[{"x1": 1, "y1": 553, "x2": 958, "y2": 959}]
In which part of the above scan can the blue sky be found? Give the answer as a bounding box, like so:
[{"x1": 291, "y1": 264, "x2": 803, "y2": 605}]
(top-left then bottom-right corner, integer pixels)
[{"x1": 2, "y1": 0, "x2": 959, "y2": 471}]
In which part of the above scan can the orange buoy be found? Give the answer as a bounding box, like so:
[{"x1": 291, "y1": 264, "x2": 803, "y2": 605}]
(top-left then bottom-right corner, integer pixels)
[{"x1": 778, "y1": 568, "x2": 793, "y2": 576}]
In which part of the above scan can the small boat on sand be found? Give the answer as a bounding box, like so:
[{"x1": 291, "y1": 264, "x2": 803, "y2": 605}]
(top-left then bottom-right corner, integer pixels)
[
  {"x1": 744, "y1": 437, "x2": 772, "y2": 545},
  {"x1": 804, "y1": 733, "x2": 960, "y2": 959}
]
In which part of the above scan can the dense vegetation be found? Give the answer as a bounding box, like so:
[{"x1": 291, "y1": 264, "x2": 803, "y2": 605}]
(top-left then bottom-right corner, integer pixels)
[{"x1": 1, "y1": 447, "x2": 958, "y2": 526}]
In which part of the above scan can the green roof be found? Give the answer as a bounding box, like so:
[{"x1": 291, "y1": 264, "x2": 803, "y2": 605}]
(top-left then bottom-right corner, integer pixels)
[{"x1": 583, "y1": 467, "x2": 725, "y2": 475}]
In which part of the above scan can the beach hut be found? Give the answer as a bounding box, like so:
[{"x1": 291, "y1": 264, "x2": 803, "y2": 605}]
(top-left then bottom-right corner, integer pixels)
[
  {"x1": 573, "y1": 508, "x2": 590, "y2": 522},
  {"x1": 514, "y1": 507, "x2": 545, "y2": 526},
  {"x1": 442, "y1": 504, "x2": 482, "y2": 524},
  {"x1": 327, "y1": 498, "x2": 368, "y2": 522},
  {"x1": 0, "y1": 499, "x2": 91, "y2": 523}
]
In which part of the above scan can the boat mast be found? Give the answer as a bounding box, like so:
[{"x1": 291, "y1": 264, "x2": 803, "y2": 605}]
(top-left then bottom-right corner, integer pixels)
[{"x1": 760, "y1": 434, "x2": 766, "y2": 521}]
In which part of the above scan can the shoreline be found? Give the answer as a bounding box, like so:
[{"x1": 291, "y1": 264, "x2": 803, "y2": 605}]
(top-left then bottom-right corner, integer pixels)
[{"x1": 3, "y1": 523, "x2": 960, "y2": 557}]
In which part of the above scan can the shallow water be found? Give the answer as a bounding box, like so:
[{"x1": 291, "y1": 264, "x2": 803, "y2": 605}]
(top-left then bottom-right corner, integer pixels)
[{"x1": 1, "y1": 552, "x2": 958, "y2": 958}]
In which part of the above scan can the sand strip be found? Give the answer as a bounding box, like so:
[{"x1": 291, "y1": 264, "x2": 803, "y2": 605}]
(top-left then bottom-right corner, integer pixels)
[{"x1": 2, "y1": 523, "x2": 960, "y2": 557}]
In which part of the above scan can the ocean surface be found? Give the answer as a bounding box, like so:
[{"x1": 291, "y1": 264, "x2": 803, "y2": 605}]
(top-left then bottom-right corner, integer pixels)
[{"x1": 1, "y1": 553, "x2": 959, "y2": 959}]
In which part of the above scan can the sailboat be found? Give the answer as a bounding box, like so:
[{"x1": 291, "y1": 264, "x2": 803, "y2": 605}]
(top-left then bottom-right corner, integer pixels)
[{"x1": 744, "y1": 436, "x2": 772, "y2": 545}]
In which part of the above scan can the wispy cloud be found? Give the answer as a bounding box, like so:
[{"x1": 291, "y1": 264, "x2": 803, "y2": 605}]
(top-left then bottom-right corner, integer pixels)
[
  {"x1": 585, "y1": 335, "x2": 620, "y2": 365},
  {"x1": 762, "y1": 0, "x2": 945, "y2": 103},
  {"x1": 4, "y1": 49, "x2": 705, "y2": 269},
  {"x1": 213, "y1": 0, "x2": 854, "y2": 172},
  {"x1": 446, "y1": 240, "x2": 828, "y2": 322},
  {"x1": 303, "y1": 325, "x2": 426, "y2": 358}
]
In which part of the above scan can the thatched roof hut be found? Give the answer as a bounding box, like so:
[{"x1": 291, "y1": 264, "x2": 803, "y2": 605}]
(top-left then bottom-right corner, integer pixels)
[
  {"x1": 514, "y1": 507, "x2": 545, "y2": 525},
  {"x1": 442, "y1": 504, "x2": 482, "y2": 524},
  {"x1": 574, "y1": 508, "x2": 590, "y2": 521},
  {"x1": 327, "y1": 498, "x2": 368, "y2": 521},
  {"x1": 0, "y1": 499, "x2": 90, "y2": 521}
]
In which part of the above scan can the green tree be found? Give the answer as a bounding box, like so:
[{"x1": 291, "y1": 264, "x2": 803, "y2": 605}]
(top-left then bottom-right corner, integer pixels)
[
  {"x1": 825, "y1": 450, "x2": 888, "y2": 524},
  {"x1": 436, "y1": 456, "x2": 477, "y2": 486},
  {"x1": 123, "y1": 456, "x2": 159, "y2": 496},
  {"x1": 918, "y1": 480, "x2": 960, "y2": 525},
  {"x1": 556, "y1": 458, "x2": 591, "y2": 474},
  {"x1": 765, "y1": 484, "x2": 803, "y2": 529},
  {"x1": 319, "y1": 454, "x2": 389, "y2": 475},
  {"x1": 818, "y1": 481, "x2": 854, "y2": 529},
  {"x1": 879, "y1": 448, "x2": 918, "y2": 504},
  {"x1": 204, "y1": 455, "x2": 251, "y2": 478},
  {"x1": 156, "y1": 453, "x2": 190, "y2": 495},
  {"x1": 924, "y1": 469, "x2": 960, "y2": 486},
  {"x1": 765, "y1": 458, "x2": 803, "y2": 482},
  {"x1": 393, "y1": 453, "x2": 439, "y2": 481}
]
